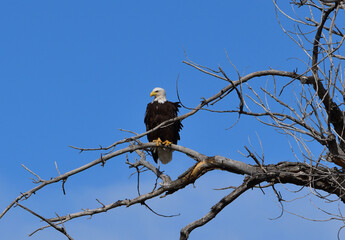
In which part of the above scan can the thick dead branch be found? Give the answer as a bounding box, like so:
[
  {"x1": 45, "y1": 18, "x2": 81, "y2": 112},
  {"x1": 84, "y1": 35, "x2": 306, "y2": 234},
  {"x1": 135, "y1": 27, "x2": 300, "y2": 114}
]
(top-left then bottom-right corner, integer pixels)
[
  {"x1": 180, "y1": 176, "x2": 257, "y2": 240},
  {"x1": 0, "y1": 143, "x2": 206, "y2": 219},
  {"x1": 46, "y1": 154, "x2": 345, "y2": 226}
]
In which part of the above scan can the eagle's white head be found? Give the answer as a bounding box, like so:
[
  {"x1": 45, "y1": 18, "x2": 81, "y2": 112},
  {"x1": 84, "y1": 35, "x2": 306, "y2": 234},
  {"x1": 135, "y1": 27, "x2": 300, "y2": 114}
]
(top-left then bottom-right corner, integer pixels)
[{"x1": 150, "y1": 87, "x2": 167, "y2": 103}]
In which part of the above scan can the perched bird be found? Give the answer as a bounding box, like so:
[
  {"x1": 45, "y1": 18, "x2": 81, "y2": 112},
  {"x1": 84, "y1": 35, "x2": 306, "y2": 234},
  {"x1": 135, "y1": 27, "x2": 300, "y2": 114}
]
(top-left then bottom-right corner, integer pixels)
[{"x1": 144, "y1": 87, "x2": 183, "y2": 164}]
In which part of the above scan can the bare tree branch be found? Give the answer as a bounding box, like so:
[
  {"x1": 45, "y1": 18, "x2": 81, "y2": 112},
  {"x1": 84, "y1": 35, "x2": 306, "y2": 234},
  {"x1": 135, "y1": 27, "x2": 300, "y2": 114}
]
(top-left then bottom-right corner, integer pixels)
[
  {"x1": 16, "y1": 203, "x2": 74, "y2": 240},
  {"x1": 180, "y1": 176, "x2": 257, "y2": 240}
]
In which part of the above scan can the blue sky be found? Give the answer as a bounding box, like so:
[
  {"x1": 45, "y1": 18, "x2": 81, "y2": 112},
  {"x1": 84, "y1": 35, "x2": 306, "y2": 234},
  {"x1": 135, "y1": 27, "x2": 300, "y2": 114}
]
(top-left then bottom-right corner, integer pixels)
[{"x1": 0, "y1": 0, "x2": 343, "y2": 239}]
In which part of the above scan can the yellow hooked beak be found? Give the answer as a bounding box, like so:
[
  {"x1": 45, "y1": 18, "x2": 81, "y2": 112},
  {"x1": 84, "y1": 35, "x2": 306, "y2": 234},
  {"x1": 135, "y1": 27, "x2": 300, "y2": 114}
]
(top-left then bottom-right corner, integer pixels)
[{"x1": 150, "y1": 91, "x2": 156, "y2": 97}]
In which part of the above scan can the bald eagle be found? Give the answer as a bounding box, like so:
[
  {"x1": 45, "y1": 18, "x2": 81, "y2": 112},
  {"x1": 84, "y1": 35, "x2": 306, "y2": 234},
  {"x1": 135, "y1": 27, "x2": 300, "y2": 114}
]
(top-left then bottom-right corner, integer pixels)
[{"x1": 144, "y1": 87, "x2": 183, "y2": 164}]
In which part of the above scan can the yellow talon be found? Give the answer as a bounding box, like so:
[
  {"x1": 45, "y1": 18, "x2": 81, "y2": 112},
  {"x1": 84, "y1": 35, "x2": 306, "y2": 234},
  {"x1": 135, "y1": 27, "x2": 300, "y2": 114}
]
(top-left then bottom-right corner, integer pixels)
[
  {"x1": 162, "y1": 140, "x2": 172, "y2": 147},
  {"x1": 152, "y1": 138, "x2": 162, "y2": 146}
]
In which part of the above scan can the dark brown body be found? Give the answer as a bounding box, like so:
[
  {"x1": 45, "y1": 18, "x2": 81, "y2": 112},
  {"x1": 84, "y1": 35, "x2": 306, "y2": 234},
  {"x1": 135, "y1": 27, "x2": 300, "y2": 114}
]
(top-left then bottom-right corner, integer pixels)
[{"x1": 144, "y1": 101, "x2": 182, "y2": 163}]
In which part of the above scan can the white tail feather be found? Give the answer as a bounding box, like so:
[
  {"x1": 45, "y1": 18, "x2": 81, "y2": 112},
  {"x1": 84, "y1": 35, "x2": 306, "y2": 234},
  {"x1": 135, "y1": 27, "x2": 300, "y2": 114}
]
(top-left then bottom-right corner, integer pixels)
[{"x1": 157, "y1": 148, "x2": 173, "y2": 164}]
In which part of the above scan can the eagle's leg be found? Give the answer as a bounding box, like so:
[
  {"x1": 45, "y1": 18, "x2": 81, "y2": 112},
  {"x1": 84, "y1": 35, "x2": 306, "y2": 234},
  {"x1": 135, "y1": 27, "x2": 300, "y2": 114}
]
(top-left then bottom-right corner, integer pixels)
[
  {"x1": 152, "y1": 138, "x2": 162, "y2": 146},
  {"x1": 162, "y1": 140, "x2": 172, "y2": 147}
]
